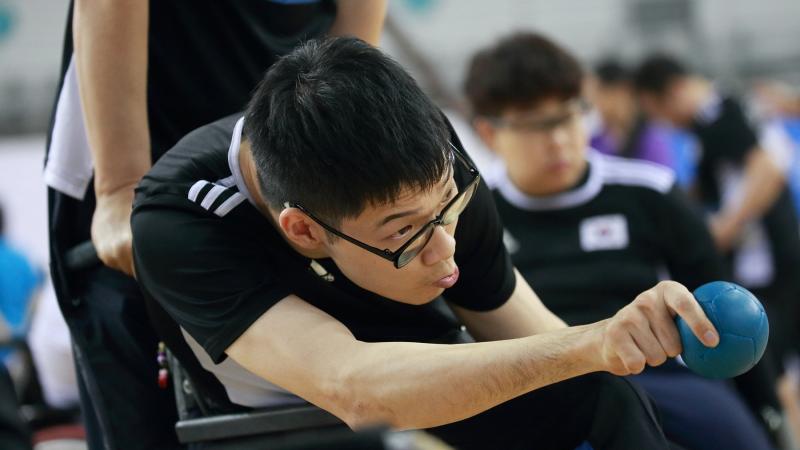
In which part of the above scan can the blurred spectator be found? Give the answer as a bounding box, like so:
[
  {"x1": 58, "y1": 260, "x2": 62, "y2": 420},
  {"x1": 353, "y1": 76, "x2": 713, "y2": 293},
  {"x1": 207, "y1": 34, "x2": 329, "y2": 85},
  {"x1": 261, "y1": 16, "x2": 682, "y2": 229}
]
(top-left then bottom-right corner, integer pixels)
[
  {"x1": 588, "y1": 59, "x2": 674, "y2": 169},
  {"x1": 0, "y1": 204, "x2": 42, "y2": 365},
  {"x1": 751, "y1": 84, "x2": 800, "y2": 217},
  {"x1": 780, "y1": 119, "x2": 800, "y2": 212},
  {"x1": 465, "y1": 31, "x2": 774, "y2": 450},
  {"x1": 0, "y1": 205, "x2": 35, "y2": 450},
  {"x1": 635, "y1": 53, "x2": 800, "y2": 441}
]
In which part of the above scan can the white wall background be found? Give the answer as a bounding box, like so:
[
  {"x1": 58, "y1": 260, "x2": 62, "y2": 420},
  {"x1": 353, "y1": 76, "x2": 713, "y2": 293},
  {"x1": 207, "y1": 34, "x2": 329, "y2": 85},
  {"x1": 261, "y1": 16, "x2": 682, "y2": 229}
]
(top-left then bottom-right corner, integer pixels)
[{"x1": 0, "y1": 137, "x2": 47, "y2": 266}]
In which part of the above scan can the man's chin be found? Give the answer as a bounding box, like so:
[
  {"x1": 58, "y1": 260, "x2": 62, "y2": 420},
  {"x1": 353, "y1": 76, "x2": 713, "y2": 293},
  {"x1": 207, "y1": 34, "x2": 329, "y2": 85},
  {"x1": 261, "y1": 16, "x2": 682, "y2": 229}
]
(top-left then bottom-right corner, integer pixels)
[{"x1": 388, "y1": 287, "x2": 445, "y2": 306}]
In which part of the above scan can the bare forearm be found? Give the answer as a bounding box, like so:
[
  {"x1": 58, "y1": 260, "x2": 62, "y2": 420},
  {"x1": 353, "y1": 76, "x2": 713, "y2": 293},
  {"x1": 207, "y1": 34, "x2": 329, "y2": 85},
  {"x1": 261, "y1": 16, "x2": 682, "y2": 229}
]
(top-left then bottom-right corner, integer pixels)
[
  {"x1": 74, "y1": 0, "x2": 151, "y2": 196},
  {"x1": 337, "y1": 324, "x2": 598, "y2": 429},
  {"x1": 721, "y1": 148, "x2": 784, "y2": 225},
  {"x1": 232, "y1": 283, "x2": 718, "y2": 433},
  {"x1": 329, "y1": 0, "x2": 387, "y2": 46}
]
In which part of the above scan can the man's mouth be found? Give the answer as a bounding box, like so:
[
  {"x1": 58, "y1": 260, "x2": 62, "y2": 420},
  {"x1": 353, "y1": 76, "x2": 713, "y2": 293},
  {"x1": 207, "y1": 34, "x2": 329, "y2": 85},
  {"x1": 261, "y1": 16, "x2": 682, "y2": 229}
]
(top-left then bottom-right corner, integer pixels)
[{"x1": 433, "y1": 266, "x2": 460, "y2": 289}]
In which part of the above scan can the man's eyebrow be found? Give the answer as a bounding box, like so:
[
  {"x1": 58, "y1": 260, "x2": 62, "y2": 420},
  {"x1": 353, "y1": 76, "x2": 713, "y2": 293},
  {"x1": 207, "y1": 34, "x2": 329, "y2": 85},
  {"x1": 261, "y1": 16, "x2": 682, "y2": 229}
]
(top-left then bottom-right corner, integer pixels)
[
  {"x1": 377, "y1": 208, "x2": 423, "y2": 228},
  {"x1": 375, "y1": 168, "x2": 455, "y2": 229}
]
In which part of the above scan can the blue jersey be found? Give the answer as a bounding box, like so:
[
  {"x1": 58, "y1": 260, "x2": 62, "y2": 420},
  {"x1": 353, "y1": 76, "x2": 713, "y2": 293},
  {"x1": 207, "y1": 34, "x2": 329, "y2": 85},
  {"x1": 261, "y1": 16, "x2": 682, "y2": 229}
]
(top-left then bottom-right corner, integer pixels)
[{"x1": 0, "y1": 238, "x2": 41, "y2": 353}]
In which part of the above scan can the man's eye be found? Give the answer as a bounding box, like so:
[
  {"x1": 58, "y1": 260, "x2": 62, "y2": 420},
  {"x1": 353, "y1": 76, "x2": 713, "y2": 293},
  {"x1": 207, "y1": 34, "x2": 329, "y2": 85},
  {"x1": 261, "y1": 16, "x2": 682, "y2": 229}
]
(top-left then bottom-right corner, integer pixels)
[{"x1": 390, "y1": 225, "x2": 413, "y2": 240}]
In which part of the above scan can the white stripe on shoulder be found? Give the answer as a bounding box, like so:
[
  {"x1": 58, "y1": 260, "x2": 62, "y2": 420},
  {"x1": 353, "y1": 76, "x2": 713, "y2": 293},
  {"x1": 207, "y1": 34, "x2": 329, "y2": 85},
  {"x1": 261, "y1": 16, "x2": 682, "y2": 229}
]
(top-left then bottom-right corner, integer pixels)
[
  {"x1": 188, "y1": 180, "x2": 247, "y2": 217},
  {"x1": 597, "y1": 153, "x2": 675, "y2": 193},
  {"x1": 188, "y1": 180, "x2": 210, "y2": 202},
  {"x1": 214, "y1": 192, "x2": 246, "y2": 217},
  {"x1": 200, "y1": 185, "x2": 226, "y2": 209}
]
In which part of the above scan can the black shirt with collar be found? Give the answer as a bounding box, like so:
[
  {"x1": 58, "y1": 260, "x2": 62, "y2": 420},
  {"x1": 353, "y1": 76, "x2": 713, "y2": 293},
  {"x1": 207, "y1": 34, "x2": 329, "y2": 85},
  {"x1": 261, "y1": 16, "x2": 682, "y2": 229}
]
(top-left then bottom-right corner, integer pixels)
[
  {"x1": 492, "y1": 152, "x2": 724, "y2": 325},
  {"x1": 132, "y1": 114, "x2": 516, "y2": 364}
]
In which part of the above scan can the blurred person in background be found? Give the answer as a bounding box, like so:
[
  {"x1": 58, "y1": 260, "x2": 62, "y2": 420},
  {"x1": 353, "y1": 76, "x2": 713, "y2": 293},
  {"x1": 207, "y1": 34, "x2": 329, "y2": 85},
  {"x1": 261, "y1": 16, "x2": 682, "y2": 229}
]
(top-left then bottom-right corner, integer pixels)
[
  {"x1": 588, "y1": 59, "x2": 675, "y2": 169},
  {"x1": 0, "y1": 204, "x2": 42, "y2": 370},
  {"x1": 0, "y1": 204, "x2": 36, "y2": 450},
  {"x1": 42, "y1": 1, "x2": 387, "y2": 449},
  {"x1": 752, "y1": 80, "x2": 800, "y2": 213},
  {"x1": 465, "y1": 31, "x2": 774, "y2": 450},
  {"x1": 587, "y1": 60, "x2": 705, "y2": 190},
  {"x1": 635, "y1": 54, "x2": 800, "y2": 443}
]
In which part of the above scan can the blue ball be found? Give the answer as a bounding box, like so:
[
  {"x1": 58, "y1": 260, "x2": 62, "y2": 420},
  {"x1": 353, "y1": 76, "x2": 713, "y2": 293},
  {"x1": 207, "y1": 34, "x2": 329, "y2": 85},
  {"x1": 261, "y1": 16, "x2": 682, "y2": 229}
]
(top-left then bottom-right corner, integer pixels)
[{"x1": 675, "y1": 281, "x2": 769, "y2": 379}]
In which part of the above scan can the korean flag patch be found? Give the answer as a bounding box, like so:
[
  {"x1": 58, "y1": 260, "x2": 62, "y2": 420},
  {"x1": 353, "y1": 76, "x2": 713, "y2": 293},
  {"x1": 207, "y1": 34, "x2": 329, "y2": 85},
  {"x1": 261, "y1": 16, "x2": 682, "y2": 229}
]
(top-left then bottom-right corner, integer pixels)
[{"x1": 579, "y1": 214, "x2": 629, "y2": 252}]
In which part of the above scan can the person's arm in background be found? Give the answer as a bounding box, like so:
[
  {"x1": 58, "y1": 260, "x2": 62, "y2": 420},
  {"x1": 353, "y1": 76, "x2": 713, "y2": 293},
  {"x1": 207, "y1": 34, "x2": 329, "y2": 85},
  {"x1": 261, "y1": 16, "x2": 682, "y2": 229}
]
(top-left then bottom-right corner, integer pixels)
[
  {"x1": 328, "y1": 0, "x2": 387, "y2": 46},
  {"x1": 74, "y1": 0, "x2": 150, "y2": 276},
  {"x1": 710, "y1": 147, "x2": 784, "y2": 252},
  {"x1": 753, "y1": 80, "x2": 800, "y2": 118},
  {"x1": 75, "y1": 0, "x2": 386, "y2": 278}
]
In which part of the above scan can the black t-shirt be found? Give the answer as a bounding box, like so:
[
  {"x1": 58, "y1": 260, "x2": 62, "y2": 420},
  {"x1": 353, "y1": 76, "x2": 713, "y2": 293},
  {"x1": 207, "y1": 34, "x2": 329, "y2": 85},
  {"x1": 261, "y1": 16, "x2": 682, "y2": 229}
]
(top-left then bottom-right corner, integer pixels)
[
  {"x1": 491, "y1": 152, "x2": 724, "y2": 325},
  {"x1": 132, "y1": 115, "x2": 516, "y2": 364},
  {"x1": 692, "y1": 96, "x2": 760, "y2": 206},
  {"x1": 145, "y1": 0, "x2": 334, "y2": 156},
  {"x1": 692, "y1": 95, "x2": 800, "y2": 289}
]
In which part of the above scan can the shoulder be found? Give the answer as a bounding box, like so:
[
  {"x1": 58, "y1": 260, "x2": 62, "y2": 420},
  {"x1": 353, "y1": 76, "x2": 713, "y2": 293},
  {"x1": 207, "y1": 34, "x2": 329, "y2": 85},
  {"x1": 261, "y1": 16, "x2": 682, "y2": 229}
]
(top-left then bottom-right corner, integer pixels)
[
  {"x1": 594, "y1": 151, "x2": 676, "y2": 194},
  {"x1": 186, "y1": 179, "x2": 248, "y2": 218},
  {"x1": 135, "y1": 114, "x2": 247, "y2": 214}
]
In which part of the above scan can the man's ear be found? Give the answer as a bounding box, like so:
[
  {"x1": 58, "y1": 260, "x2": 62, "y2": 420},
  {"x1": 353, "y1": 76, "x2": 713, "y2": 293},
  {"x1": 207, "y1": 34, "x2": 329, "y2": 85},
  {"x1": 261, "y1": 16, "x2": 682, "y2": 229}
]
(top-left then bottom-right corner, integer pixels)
[
  {"x1": 473, "y1": 117, "x2": 499, "y2": 154},
  {"x1": 278, "y1": 207, "x2": 327, "y2": 250}
]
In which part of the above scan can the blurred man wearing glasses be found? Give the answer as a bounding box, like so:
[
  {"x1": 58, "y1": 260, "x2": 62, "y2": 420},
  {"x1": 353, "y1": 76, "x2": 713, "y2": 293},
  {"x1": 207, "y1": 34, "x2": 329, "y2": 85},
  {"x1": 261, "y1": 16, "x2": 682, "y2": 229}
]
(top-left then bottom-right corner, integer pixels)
[{"x1": 465, "y1": 31, "x2": 772, "y2": 450}]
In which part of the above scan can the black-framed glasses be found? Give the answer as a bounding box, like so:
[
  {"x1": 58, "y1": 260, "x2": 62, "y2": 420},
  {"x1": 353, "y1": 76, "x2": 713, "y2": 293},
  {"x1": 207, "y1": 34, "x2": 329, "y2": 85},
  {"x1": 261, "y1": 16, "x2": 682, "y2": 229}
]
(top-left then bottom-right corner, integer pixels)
[
  {"x1": 284, "y1": 142, "x2": 481, "y2": 269},
  {"x1": 487, "y1": 98, "x2": 590, "y2": 133}
]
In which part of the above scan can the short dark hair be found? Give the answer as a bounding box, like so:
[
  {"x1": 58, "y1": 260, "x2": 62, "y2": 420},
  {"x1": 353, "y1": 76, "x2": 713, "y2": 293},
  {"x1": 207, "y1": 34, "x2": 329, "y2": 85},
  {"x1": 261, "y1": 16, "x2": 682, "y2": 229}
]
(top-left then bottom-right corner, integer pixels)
[
  {"x1": 595, "y1": 59, "x2": 630, "y2": 85},
  {"x1": 633, "y1": 54, "x2": 689, "y2": 96},
  {"x1": 244, "y1": 37, "x2": 450, "y2": 227},
  {"x1": 464, "y1": 31, "x2": 584, "y2": 117}
]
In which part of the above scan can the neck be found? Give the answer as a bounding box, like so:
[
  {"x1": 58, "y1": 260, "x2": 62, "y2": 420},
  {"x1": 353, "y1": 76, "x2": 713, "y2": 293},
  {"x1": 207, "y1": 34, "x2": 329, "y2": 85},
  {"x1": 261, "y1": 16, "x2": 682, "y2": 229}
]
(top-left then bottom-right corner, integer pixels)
[
  {"x1": 238, "y1": 141, "x2": 328, "y2": 260},
  {"x1": 509, "y1": 159, "x2": 589, "y2": 197}
]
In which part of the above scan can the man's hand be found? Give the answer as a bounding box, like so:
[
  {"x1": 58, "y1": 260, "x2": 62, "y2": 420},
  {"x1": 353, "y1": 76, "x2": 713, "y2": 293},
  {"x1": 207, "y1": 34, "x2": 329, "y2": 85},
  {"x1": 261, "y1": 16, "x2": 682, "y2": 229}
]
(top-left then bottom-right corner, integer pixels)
[
  {"x1": 591, "y1": 280, "x2": 719, "y2": 376},
  {"x1": 91, "y1": 184, "x2": 137, "y2": 277}
]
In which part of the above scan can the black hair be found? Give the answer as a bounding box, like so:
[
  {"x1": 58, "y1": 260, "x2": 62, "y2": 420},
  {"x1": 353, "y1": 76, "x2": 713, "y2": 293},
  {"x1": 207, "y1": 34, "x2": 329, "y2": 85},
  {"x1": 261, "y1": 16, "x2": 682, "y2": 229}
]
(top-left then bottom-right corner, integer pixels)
[
  {"x1": 595, "y1": 59, "x2": 631, "y2": 85},
  {"x1": 464, "y1": 31, "x2": 584, "y2": 117},
  {"x1": 244, "y1": 37, "x2": 450, "y2": 226},
  {"x1": 633, "y1": 54, "x2": 689, "y2": 96}
]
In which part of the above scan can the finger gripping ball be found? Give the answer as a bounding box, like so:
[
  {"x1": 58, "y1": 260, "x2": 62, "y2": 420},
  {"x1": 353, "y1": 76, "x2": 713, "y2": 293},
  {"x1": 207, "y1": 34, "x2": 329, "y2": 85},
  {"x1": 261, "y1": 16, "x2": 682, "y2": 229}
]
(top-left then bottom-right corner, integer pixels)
[{"x1": 676, "y1": 281, "x2": 769, "y2": 379}]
